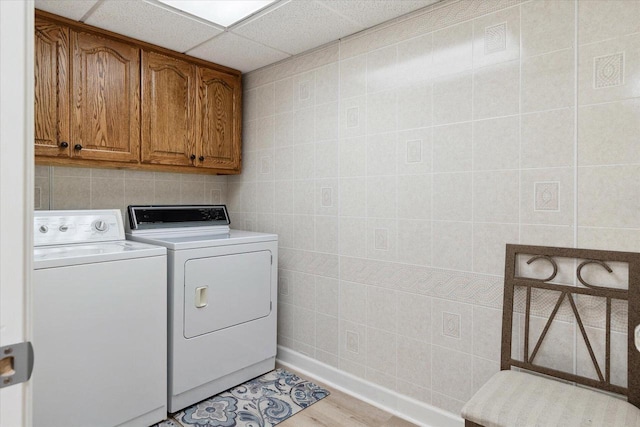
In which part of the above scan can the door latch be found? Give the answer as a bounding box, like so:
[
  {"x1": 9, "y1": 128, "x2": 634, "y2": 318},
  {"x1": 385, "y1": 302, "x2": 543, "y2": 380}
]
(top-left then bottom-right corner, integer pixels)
[{"x1": 0, "y1": 342, "x2": 34, "y2": 389}]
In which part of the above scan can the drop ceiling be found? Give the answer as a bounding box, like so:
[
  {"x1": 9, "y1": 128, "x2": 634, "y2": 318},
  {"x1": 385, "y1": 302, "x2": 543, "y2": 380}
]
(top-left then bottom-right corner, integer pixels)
[{"x1": 34, "y1": 0, "x2": 440, "y2": 73}]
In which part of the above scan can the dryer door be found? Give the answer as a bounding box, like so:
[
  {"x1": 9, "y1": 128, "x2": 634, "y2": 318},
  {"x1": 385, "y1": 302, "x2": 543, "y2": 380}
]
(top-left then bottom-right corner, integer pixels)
[{"x1": 183, "y1": 250, "x2": 272, "y2": 338}]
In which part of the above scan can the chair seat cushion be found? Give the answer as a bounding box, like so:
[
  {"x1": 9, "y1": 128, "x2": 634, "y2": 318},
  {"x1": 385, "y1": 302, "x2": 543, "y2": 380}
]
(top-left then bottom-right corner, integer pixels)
[{"x1": 461, "y1": 370, "x2": 640, "y2": 427}]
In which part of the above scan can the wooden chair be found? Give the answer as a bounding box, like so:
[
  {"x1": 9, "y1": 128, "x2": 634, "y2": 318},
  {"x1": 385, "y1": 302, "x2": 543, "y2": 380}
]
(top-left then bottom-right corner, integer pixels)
[{"x1": 461, "y1": 244, "x2": 640, "y2": 427}]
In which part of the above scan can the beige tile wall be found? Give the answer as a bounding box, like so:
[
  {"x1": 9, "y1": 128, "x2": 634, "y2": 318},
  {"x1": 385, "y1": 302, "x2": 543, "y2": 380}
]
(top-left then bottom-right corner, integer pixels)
[
  {"x1": 236, "y1": 0, "x2": 640, "y2": 417},
  {"x1": 39, "y1": 0, "x2": 640, "y2": 419},
  {"x1": 35, "y1": 166, "x2": 228, "y2": 220}
]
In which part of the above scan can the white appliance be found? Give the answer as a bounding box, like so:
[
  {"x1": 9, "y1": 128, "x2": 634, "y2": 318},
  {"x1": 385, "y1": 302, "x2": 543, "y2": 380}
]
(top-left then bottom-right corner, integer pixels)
[
  {"x1": 126, "y1": 205, "x2": 278, "y2": 412},
  {"x1": 32, "y1": 210, "x2": 167, "y2": 427}
]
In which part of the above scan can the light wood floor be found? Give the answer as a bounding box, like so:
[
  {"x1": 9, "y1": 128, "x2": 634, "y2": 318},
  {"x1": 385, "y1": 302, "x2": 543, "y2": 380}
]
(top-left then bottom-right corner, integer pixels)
[{"x1": 277, "y1": 365, "x2": 418, "y2": 427}]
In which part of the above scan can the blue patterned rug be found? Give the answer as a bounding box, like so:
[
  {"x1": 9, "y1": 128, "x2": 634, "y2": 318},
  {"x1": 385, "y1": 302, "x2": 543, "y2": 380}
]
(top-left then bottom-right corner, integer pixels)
[{"x1": 155, "y1": 369, "x2": 330, "y2": 427}]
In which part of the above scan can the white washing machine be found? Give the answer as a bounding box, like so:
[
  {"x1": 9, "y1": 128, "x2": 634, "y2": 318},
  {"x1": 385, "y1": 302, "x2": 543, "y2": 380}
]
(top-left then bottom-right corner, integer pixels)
[
  {"x1": 126, "y1": 205, "x2": 278, "y2": 412},
  {"x1": 32, "y1": 210, "x2": 167, "y2": 427}
]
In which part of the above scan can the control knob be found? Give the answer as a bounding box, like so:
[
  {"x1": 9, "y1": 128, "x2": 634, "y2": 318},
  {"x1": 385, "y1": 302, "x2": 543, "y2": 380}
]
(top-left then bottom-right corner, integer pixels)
[
  {"x1": 39, "y1": 225, "x2": 48, "y2": 233},
  {"x1": 94, "y1": 220, "x2": 108, "y2": 232}
]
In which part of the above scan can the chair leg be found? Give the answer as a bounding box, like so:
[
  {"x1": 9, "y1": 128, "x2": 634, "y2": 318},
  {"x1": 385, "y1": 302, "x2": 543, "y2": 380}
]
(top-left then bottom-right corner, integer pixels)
[{"x1": 465, "y1": 420, "x2": 484, "y2": 427}]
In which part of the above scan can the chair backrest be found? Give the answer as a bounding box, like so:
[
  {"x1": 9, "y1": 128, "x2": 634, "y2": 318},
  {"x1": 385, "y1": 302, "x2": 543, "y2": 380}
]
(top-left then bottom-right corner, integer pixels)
[{"x1": 501, "y1": 244, "x2": 640, "y2": 408}]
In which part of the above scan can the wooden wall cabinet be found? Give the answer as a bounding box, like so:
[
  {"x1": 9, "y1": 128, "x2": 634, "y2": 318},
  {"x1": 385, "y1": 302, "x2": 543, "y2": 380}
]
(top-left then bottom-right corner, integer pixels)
[
  {"x1": 197, "y1": 66, "x2": 242, "y2": 171},
  {"x1": 34, "y1": 17, "x2": 69, "y2": 158},
  {"x1": 141, "y1": 50, "x2": 196, "y2": 167},
  {"x1": 71, "y1": 30, "x2": 140, "y2": 163},
  {"x1": 140, "y1": 53, "x2": 242, "y2": 172},
  {"x1": 35, "y1": 10, "x2": 242, "y2": 175}
]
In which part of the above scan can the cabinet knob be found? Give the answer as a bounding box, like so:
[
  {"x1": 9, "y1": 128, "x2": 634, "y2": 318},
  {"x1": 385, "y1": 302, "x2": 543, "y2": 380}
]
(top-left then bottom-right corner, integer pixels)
[
  {"x1": 190, "y1": 154, "x2": 196, "y2": 160},
  {"x1": 74, "y1": 144, "x2": 83, "y2": 151},
  {"x1": 199, "y1": 156, "x2": 205, "y2": 161},
  {"x1": 59, "y1": 141, "x2": 69, "y2": 148}
]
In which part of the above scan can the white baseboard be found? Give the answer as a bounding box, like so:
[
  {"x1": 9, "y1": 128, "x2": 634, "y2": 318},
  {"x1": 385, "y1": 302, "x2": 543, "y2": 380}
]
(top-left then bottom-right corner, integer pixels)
[{"x1": 276, "y1": 346, "x2": 464, "y2": 427}]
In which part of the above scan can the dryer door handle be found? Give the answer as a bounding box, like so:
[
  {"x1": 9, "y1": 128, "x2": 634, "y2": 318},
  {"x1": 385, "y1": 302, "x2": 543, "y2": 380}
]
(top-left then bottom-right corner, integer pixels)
[{"x1": 195, "y1": 286, "x2": 208, "y2": 308}]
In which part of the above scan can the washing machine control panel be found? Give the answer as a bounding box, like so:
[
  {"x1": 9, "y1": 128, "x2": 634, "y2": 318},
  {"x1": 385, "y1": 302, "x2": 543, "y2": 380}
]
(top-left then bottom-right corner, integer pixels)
[{"x1": 34, "y1": 210, "x2": 124, "y2": 246}]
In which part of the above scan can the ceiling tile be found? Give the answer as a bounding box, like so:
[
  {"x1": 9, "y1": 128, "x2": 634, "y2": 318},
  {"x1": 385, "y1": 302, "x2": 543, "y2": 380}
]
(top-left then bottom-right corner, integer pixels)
[
  {"x1": 187, "y1": 32, "x2": 290, "y2": 73},
  {"x1": 35, "y1": 0, "x2": 99, "y2": 21},
  {"x1": 36, "y1": 0, "x2": 444, "y2": 75},
  {"x1": 232, "y1": 0, "x2": 364, "y2": 55},
  {"x1": 319, "y1": 0, "x2": 438, "y2": 28},
  {"x1": 84, "y1": 0, "x2": 223, "y2": 53}
]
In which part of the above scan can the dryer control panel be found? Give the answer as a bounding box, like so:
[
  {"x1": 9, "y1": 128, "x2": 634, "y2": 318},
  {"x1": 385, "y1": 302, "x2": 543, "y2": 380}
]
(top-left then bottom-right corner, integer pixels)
[
  {"x1": 128, "y1": 205, "x2": 230, "y2": 230},
  {"x1": 34, "y1": 210, "x2": 124, "y2": 246}
]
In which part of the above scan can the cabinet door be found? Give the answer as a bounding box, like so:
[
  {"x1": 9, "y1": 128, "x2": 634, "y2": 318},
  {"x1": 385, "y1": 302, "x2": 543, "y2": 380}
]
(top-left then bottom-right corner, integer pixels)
[
  {"x1": 34, "y1": 18, "x2": 70, "y2": 158},
  {"x1": 141, "y1": 51, "x2": 196, "y2": 166},
  {"x1": 71, "y1": 30, "x2": 140, "y2": 162},
  {"x1": 196, "y1": 67, "x2": 241, "y2": 171}
]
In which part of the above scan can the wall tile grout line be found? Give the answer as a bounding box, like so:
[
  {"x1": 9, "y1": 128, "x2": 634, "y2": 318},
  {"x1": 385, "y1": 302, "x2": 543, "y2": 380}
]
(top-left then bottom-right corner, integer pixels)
[
  {"x1": 337, "y1": 41, "x2": 343, "y2": 374},
  {"x1": 572, "y1": 0, "x2": 580, "y2": 379}
]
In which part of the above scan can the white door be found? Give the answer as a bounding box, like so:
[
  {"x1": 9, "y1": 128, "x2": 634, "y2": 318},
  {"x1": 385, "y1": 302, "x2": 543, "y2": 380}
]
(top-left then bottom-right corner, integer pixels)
[{"x1": 0, "y1": 1, "x2": 34, "y2": 426}]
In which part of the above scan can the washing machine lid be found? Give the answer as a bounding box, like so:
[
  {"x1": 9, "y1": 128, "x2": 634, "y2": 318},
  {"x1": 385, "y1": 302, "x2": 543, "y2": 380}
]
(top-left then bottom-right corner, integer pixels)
[
  {"x1": 33, "y1": 241, "x2": 166, "y2": 269},
  {"x1": 127, "y1": 229, "x2": 277, "y2": 251}
]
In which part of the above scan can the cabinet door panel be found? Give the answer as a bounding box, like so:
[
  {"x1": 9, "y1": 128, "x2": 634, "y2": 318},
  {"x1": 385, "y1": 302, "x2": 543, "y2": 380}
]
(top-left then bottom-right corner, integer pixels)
[
  {"x1": 34, "y1": 18, "x2": 69, "y2": 157},
  {"x1": 142, "y1": 51, "x2": 195, "y2": 166},
  {"x1": 71, "y1": 31, "x2": 140, "y2": 162},
  {"x1": 197, "y1": 67, "x2": 241, "y2": 171}
]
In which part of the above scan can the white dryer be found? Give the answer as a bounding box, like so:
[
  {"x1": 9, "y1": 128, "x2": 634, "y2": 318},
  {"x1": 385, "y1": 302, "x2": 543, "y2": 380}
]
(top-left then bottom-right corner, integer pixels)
[
  {"x1": 32, "y1": 210, "x2": 167, "y2": 427},
  {"x1": 126, "y1": 205, "x2": 278, "y2": 412}
]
